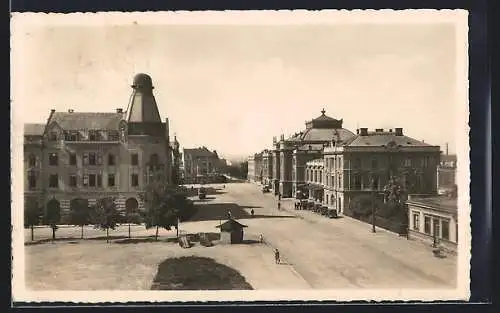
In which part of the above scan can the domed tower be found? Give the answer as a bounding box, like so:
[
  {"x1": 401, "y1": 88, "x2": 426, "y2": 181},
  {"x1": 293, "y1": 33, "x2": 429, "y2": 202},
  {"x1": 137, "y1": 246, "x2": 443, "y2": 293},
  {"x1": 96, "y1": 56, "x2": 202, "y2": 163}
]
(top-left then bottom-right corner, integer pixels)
[
  {"x1": 124, "y1": 73, "x2": 172, "y2": 187},
  {"x1": 126, "y1": 73, "x2": 165, "y2": 136}
]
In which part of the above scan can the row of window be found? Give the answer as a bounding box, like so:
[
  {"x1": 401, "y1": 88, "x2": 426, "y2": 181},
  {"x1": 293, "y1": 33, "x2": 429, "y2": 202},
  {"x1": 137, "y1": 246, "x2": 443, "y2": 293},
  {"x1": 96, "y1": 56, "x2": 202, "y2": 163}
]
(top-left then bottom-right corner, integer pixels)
[
  {"x1": 324, "y1": 156, "x2": 432, "y2": 170},
  {"x1": 39, "y1": 173, "x2": 140, "y2": 189},
  {"x1": 413, "y1": 213, "x2": 455, "y2": 242},
  {"x1": 49, "y1": 130, "x2": 121, "y2": 142},
  {"x1": 29, "y1": 152, "x2": 140, "y2": 167}
]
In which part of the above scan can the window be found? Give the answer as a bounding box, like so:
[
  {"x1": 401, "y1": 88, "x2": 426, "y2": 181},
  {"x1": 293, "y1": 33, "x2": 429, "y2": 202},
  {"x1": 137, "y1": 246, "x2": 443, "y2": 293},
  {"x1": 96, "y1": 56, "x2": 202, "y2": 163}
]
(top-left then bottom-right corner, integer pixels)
[
  {"x1": 48, "y1": 153, "x2": 58, "y2": 166},
  {"x1": 433, "y1": 218, "x2": 440, "y2": 237},
  {"x1": 338, "y1": 176, "x2": 342, "y2": 189},
  {"x1": 371, "y1": 175, "x2": 379, "y2": 190},
  {"x1": 441, "y1": 220, "x2": 450, "y2": 240},
  {"x1": 49, "y1": 174, "x2": 58, "y2": 188},
  {"x1": 83, "y1": 153, "x2": 89, "y2": 165},
  {"x1": 69, "y1": 174, "x2": 77, "y2": 187},
  {"x1": 413, "y1": 213, "x2": 420, "y2": 231},
  {"x1": 404, "y1": 158, "x2": 412, "y2": 167},
  {"x1": 424, "y1": 216, "x2": 431, "y2": 234},
  {"x1": 89, "y1": 153, "x2": 97, "y2": 165},
  {"x1": 371, "y1": 158, "x2": 378, "y2": 169},
  {"x1": 49, "y1": 132, "x2": 58, "y2": 141},
  {"x1": 108, "y1": 173, "x2": 115, "y2": 187},
  {"x1": 28, "y1": 154, "x2": 36, "y2": 167},
  {"x1": 354, "y1": 158, "x2": 361, "y2": 168},
  {"x1": 66, "y1": 132, "x2": 78, "y2": 141},
  {"x1": 108, "y1": 154, "x2": 116, "y2": 166},
  {"x1": 89, "y1": 174, "x2": 96, "y2": 187},
  {"x1": 353, "y1": 174, "x2": 361, "y2": 190},
  {"x1": 108, "y1": 131, "x2": 119, "y2": 141},
  {"x1": 97, "y1": 174, "x2": 102, "y2": 187},
  {"x1": 28, "y1": 171, "x2": 37, "y2": 189},
  {"x1": 89, "y1": 131, "x2": 97, "y2": 141},
  {"x1": 131, "y1": 174, "x2": 139, "y2": 187},
  {"x1": 69, "y1": 153, "x2": 77, "y2": 166},
  {"x1": 422, "y1": 156, "x2": 430, "y2": 168},
  {"x1": 131, "y1": 153, "x2": 139, "y2": 166}
]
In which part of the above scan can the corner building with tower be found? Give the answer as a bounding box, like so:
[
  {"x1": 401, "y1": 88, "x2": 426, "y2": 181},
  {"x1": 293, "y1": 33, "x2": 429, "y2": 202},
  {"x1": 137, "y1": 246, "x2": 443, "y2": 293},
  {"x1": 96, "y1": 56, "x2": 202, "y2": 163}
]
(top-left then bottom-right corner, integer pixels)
[{"x1": 23, "y1": 73, "x2": 180, "y2": 219}]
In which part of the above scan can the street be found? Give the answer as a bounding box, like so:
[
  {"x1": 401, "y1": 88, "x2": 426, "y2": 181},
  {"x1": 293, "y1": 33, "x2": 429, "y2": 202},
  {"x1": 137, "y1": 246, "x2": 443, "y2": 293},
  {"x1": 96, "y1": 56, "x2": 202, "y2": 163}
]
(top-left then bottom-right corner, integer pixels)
[{"x1": 184, "y1": 181, "x2": 457, "y2": 289}]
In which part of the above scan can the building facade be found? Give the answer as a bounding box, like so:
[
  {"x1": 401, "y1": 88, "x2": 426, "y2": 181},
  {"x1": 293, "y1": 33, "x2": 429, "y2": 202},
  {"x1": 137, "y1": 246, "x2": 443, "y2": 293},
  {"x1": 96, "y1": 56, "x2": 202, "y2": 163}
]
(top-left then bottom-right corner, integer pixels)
[
  {"x1": 24, "y1": 73, "x2": 174, "y2": 219},
  {"x1": 273, "y1": 109, "x2": 354, "y2": 198},
  {"x1": 320, "y1": 127, "x2": 441, "y2": 215},
  {"x1": 261, "y1": 149, "x2": 273, "y2": 187},
  {"x1": 182, "y1": 147, "x2": 223, "y2": 183},
  {"x1": 437, "y1": 154, "x2": 457, "y2": 195},
  {"x1": 407, "y1": 195, "x2": 458, "y2": 253}
]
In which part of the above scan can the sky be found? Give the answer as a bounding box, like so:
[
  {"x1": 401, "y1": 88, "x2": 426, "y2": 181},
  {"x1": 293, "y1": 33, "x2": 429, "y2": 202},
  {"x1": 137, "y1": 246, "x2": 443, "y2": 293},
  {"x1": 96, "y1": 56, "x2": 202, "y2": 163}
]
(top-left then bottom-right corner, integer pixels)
[{"x1": 12, "y1": 13, "x2": 464, "y2": 161}]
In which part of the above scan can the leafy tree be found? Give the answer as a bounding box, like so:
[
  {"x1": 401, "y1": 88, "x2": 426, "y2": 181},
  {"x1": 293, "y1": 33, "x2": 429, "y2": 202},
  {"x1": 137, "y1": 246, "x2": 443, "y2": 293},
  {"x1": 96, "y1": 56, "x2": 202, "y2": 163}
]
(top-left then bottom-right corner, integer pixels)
[
  {"x1": 69, "y1": 198, "x2": 91, "y2": 239},
  {"x1": 91, "y1": 197, "x2": 121, "y2": 243},
  {"x1": 142, "y1": 185, "x2": 178, "y2": 241},
  {"x1": 45, "y1": 198, "x2": 61, "y2": 242},
  {"x1": 24, "y1": 199, "x2": 40, "y2": 241}
]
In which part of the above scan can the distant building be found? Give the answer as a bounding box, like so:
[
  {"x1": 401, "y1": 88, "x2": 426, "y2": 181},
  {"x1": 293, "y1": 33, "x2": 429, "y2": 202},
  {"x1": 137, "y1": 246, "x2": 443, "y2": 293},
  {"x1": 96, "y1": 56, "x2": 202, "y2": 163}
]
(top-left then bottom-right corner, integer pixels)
[
  {"x1": 322, "y1": 127, "x2": 441, "y2": 215},
  {"x1": 437, "y1": 153, "x2": 457, "y2": 195},
  {"x1": 407, "y1": 195, "x2": 458, "y2": 253},
  {"x1": 305, "y1": 158, "x2": 324, "y2": 202},
  {"x1": 216, "y1": 219, "x2": 248, "y2": 244},
  {"x1": 24, "y1": 73, "x2": 174, "y2": 219},
  {"x1": 183, "y1": 146, "x2": 223, "y2": 183},
  {"x1": 273, "y1": 109, "x2": 354, "y2": 198},
  {"x1": 247, "y1": 152, "x2": 263, "y2": 183},
  {"x1": 261, "y1": 149, "x2": 273, "y2": 187}
]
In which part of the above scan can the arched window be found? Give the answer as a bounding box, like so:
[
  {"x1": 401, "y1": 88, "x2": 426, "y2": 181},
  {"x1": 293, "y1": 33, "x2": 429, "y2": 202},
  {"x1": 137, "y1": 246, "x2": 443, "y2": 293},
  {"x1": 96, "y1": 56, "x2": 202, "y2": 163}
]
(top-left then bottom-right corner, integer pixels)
[{"x1": 28, "y1": 154, "x2": 36, "y2": 167}]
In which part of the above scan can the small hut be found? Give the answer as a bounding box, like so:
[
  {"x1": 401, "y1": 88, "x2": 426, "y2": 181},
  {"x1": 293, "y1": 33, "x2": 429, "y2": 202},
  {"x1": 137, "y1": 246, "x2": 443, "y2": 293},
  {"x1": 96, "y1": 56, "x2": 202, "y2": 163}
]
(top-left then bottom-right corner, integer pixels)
[{"x1": 216, "y1": 219, "x2": 248, "y2": 244}]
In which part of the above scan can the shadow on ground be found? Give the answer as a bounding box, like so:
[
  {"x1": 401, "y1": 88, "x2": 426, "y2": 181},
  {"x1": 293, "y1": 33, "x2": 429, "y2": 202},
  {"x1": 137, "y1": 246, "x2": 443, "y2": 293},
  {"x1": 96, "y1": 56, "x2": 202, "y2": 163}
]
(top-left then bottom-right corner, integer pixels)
[
  {"x1": 188, "y1": 202, "x2": 296, "y2": 222},
  {"x1": 151, "y1": 256, "x2": 253, "y2": 290}
]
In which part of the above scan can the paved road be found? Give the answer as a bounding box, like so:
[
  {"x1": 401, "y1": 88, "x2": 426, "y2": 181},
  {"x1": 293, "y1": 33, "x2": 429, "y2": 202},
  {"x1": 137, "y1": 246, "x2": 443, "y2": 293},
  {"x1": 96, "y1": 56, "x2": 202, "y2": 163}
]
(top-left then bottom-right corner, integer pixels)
[{"x1": 186, "y1": 182, "x2": 457, "y2": 289}]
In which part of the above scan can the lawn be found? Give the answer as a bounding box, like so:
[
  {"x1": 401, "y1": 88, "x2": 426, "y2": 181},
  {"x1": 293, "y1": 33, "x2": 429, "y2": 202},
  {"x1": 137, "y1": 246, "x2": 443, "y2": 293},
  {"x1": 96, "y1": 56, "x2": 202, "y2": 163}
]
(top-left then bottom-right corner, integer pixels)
[
  {"x1": 151, "y1": 256, "x2": 252, "y2": 290},
  {"x1": 24, "y1": 227, "x2": 310, "y2": 290}
]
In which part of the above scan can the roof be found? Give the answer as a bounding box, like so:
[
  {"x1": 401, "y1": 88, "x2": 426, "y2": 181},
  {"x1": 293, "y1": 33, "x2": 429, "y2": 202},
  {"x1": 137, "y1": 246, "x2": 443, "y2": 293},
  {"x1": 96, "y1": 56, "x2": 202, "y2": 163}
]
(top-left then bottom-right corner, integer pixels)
[
  {"x1": 48, "y1": 112, "x2": 123, "y2": 131},
  {"x1": 184, "y1": 147, "x2": 218, "y2": 158},
  {"x1": 24, "y1": 123, "x2": 46, "y2": 136},
  {"x1": 344, "y1": 131, "x2": 434, "y2": 148},
  {"x1": 126, "y1": 73, "x2": 162, "y2": 123},
  {"x1": 215, "y1": 219, "x2": 248, "y2": 232},
  {"x1": 407, "y1": 196, "x2": 457, "y2": 215},
  {"x1": 296, "y1": 143, "x2": 325, "y2": 151},
  {"x1": 299, "y1": 128, "x2": 355, "y2": 142}
]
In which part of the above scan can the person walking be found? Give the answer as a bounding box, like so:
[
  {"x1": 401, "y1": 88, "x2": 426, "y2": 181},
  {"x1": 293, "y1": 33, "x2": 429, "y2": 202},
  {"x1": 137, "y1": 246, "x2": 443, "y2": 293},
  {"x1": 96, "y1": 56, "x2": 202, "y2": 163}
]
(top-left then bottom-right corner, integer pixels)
[
  {"x1": 277, "y1": 201, "x2": 281, "y2": 211},
  {"x1": 278, "y1": 193, "x2": 282, "y2": 201},
  {"x1": 259, "y1": 234, "x2": 263, "y2": 243},
  {"x1": 274, "y1": 249, "x2": 280, "y2": 264},
  {"x1": 251, "y1": 209, "x2": 255, "y2": 218}
]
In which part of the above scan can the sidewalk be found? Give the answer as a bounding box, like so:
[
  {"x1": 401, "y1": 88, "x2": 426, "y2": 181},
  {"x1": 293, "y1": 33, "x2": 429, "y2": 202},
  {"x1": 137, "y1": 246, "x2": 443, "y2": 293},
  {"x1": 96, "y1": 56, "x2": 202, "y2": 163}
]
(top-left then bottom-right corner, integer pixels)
[{"x1": 277, "y1": 198, "x2": 457, "y2": 286}]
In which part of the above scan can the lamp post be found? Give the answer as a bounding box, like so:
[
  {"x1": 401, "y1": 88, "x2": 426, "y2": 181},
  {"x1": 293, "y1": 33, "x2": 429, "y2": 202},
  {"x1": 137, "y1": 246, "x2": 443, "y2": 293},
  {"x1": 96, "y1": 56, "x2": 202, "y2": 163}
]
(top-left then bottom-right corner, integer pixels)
[{"x1": 371, "y1": 177, "x2": 376, "y2": 233}]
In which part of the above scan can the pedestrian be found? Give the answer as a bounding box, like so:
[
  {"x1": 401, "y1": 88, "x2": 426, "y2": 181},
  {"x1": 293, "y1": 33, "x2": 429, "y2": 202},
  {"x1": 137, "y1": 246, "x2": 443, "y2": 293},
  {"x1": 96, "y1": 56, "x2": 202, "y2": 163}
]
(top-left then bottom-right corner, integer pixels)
[
  {"x1": 251, "y1": 209, "x2": 255, "y2": 218},
  {"x1": 277, "y1": 201, "x2": 281, "y2": 211},
  {"x1": 259, "y1": 234, "x2": 263, "y2": 243},
  {"x1": 274, "y1": 249, "x2": 280, "y2": 264},
  {"x1": 278, "y1": 193, "x2": 282, "y2": 201},
  {"x1": 227, "y1": 210, "x2": 232, "y2": 219}
]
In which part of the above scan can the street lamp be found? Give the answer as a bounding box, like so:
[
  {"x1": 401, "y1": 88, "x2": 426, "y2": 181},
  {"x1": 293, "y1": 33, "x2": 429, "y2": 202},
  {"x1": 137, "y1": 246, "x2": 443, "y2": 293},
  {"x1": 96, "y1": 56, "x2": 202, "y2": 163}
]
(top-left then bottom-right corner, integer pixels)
[{"x1": 370, "y1": 177, "x2": 376, "y2": 233}]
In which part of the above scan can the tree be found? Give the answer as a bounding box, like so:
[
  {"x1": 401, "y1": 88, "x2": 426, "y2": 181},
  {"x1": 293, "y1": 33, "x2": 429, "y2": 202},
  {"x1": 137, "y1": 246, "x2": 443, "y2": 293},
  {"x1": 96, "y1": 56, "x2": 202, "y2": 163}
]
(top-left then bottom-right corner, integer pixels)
[
  {"x1": 91, "y1": 197, "x2": 121, "y2": 243},
  {"x1": 69, "y1": 198, "x2": 91, "y2": 239},
  {"x1": 142, "y1": 185, "x2": 179, "y2": 241},
  {"x1": 125, "y1": 198, "x2": 141, "y2": 239},
  {"x1": 45, "y1": 198, "x2": 61, "y2": 242},
  {"x1": 24, "y1": 199, "x2": 40, "y2": 241}
]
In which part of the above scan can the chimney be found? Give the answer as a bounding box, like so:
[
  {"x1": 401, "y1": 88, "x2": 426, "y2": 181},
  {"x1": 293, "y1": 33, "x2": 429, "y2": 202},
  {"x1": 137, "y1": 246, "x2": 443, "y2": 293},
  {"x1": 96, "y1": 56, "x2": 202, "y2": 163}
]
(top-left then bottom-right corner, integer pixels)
[
  {"x1": 116, "y1": 108, "x2": 123, "y2": 113},
  {"x1": 446, "y1": 143, "x2": 449, "y2": 155},
  {"x1": 51, "y1": 109, "x2": 55, "y2": 113},
  {"x1": 68, "y1": 109, "x2": 74, "y2": 113},
  {"x1": 389, "y1": 129, "x2": 393, "y2": 133},
  {"x1": 356, "y1": 129, "x2": 359, "y2": 135},
  {"x1": 395, "y1": 128, "x2": 403, "y2": 136},
  {"x1": 360, "y1": 128, "x2": 368, "y2": 136}
]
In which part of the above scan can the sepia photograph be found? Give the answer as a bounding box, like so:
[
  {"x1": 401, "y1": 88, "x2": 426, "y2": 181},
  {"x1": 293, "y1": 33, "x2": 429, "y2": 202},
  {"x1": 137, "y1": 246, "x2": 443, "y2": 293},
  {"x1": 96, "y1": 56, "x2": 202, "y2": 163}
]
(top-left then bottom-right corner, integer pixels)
[{"x1": 11, "y1": 10, "x2": 470, "y2": 302}]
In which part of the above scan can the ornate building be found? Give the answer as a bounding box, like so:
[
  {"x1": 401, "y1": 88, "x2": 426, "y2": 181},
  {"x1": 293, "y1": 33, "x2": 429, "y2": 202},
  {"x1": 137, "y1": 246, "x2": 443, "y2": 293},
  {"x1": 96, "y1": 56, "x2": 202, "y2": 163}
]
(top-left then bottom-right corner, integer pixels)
[
  {"x1": 320, "y1": 127, "x2": 441, "y2": 215},
  {"x1": 23, "y1": 73, "x2": 175, "y2": 219},
  {"x1": 272, "y1": 109, "x2": 355, "y2": 198},
  {"x1": 182, "y1": 146, "x2": 223, "y2": 183}
]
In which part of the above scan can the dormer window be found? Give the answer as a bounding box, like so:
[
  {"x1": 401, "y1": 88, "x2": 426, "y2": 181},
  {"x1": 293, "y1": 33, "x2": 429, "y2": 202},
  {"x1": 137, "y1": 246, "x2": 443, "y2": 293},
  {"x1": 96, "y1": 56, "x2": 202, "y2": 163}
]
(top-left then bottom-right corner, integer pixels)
[
  {"x1": 89, "y1": 131, "x2": 97, "y2": 141},
  {"x1": 49, "y1": 132, "x2": 58, "y2": 141}
]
